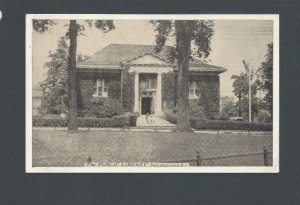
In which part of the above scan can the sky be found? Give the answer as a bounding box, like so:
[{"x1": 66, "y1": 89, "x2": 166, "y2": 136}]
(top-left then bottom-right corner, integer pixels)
[{"x1": 32, "y1": 19, "x2": 273, "y2": 98}]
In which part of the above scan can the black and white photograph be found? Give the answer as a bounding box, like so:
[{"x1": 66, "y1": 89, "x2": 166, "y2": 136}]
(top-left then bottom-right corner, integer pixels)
[{"x1": 26, "y1": 14, "x2": 279, "y2": 173}]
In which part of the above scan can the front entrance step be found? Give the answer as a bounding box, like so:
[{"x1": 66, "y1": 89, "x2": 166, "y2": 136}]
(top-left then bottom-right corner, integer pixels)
[{"x1": 136, "y1": 115, "x2": 176, "y2": 127}]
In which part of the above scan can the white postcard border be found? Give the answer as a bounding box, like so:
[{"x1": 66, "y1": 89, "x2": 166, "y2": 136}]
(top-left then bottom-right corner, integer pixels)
[{"x1": 26, "y1": 14, "x2": 279, "y2": 173}]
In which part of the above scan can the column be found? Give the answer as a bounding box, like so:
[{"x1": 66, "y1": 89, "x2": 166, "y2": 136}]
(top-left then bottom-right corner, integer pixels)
[
  {"x1": 155, "y1": 73, "x2": 162, "y2": 114},
  {"x1": 134, "y1": 72, "x2": 139, "y2": 112}
]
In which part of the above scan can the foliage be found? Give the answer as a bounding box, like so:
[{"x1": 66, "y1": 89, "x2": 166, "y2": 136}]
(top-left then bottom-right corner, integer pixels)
[
  {"x1": 33, "y1": 19, "x2": 115, "y2": 131},
  {"x1": 32, "y1": 114, "x2": 136, "y2": 127},
  {"x1": 108, "y1": 81, "x2": 121, "y2": 99},
  {"x1": 172, "y1": 100, "x2": 207, "y2": 119},
  {"x1": 219, "y1": 100, "x2": 237, "y2": 120},
  {"x1": 197, "y1": 76, "x2": 220, "y2": 119},
  {"x1": 165, "y1": 75, "x2": 220, "y2": 120},
  {"x1": 85, "y1": 20, "x2": 115, "y2": 32},
  {"x1": 32, "y1": 20, "x2": 56, "y2": 33},
  {"x1": 231, "y1": 72, "x2": 258, "y2": 98},
  {"x1": 231, "y1": 71, "x2": 258, "y2": 118},
  {"x1": 256, "y1": 110, "x2": 272, "y2": 123},
  {"x1": 165, "y1": 112, "x2": 272, "y2": 131},
  {"x1": 189, "y1": 100, "x2": 206, "y2": 119},
  {"x1": 191, "y1": 20, "x2": 215, "y2": 60},
  {"x1": 236, "y1": 97, "x2": 260, "y2": 121},
  {"x1": 84, "y1": 97, "x2": 123, "y2": 118},
  {"x1": 151, "y1": 20, "x2": 215, "y2": 132},
  {"x1": 151, "y1": 20, "x2": 215, "y2": 62},
  {"x1": 121, "y1": 68, "x2": 135, "y2": 112},
  {"x1": 77, "y1": 53, "x2": 88, "y2": 62},
  {"x1": 40, "y1": 37, "x2": 69, "y2": 115},
  {"x1": 33, "y1": 116, "x2": 68, "y2": 127},
  {"x1": 257, "y1": 43, "x2": 273, "y2": 116},
  {"x1": 162, "y1": 72, "x2": 176, "y2": 109}
]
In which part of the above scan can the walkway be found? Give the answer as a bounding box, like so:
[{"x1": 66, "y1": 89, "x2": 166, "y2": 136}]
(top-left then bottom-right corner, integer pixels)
[{"x1": 136, "y1": 115, "x2": 176, "y2": 127}]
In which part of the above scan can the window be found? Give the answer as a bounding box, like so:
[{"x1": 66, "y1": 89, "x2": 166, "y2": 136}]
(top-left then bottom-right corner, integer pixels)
[
  {"x1": 139, "y1": 74, "x2": 157, "y2": 90},
  {"x1": 189, "y1": 80, "x2": 200, "y2": 99},
  {"x1": 93, "y1": 79, "x2": 108, "y2": 97}
]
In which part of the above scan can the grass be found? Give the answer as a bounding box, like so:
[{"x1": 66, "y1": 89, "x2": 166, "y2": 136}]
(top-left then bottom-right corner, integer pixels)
[{"x1": 32, "y1": 130, "x2": 273, "y2": 167}]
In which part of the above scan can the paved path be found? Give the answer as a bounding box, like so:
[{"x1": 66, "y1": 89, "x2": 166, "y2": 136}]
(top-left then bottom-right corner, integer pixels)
[{"x1": 136, "y1": 115, "x2": 176, "y2": 127}]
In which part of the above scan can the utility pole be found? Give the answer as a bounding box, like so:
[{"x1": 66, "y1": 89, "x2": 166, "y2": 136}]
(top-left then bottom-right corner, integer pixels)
[{"x1": 242, "y1": 60, "x2": 251, "y2": 122}]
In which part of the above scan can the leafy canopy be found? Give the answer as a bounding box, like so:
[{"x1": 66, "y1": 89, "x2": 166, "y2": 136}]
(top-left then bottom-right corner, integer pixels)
[
  {"x1": 257, "y1": 43, "x2": 273, "y2": 113},
  {"x1": 231, "y1": 71, "x2": 258, "y2": 98},
  {"x1": 150, "y1": 20, "x2": 215, "y2": 62},
  {"x1": 33, "y1": 19, "x2": 115, "y2": 35},
  {"x1": 40, "y1": 37, "x2": 69, "y2": 114}
]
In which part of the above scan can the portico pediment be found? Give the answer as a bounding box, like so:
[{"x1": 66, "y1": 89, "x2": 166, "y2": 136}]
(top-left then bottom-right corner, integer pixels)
[{"x1": 122, "y1": 52, "x2": 173, "y2": 67}]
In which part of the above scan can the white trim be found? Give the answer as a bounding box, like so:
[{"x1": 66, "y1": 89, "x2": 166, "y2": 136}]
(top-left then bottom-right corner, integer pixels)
[
  {"x1": 27, "y1": 14, "x2": 279, "y2": 21},
  {"x1": 129, "y1": 66, "x2": 173, "y2": 74},
  {"x1": 77, "y1": 64, "x2": 121, "y2": 69},
  {"x1": 121, "y1": 52, "x2": 173, "y2": 66}
]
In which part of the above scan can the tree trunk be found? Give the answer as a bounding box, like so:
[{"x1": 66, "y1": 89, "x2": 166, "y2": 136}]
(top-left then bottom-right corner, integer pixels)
[
  {"x1": 67, "y1": 20, "x2": 78, "y2": 131},
  {"x1": 238, "y1": 93, "x2": 242, "y2": 117},
  {"x1": 175, "y1": 20, "x2": 192, "y2": 132}
]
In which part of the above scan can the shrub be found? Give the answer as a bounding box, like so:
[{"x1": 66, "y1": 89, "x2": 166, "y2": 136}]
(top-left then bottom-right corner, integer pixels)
[
  {"x1": 86, "y1": 97, "x2": 123, "y2": 118},
  {"x1": 189, "y1": 100, "x2": 206, "y2": 119},
  {"x1": 215, "y1": 112, "x2": 230, "y2": 121},
  {"x1": 165, "y1": 112, "x2": 272, "y2": 131},
  {"x1": 33, "y1": 116, "x2": 68, "y2": 127},
  {"x1": 172, "y1": 100, "x2": 206, "y2": 119},
  {"x1": 256, "y1": 110, "x2": 272, "y2": 123},
  {"x1": 78, "y1": 115, "x2": 129, "y2": 127},
  {"x1": 32, "y1": 114, "x2": 137, "y2": 127}
]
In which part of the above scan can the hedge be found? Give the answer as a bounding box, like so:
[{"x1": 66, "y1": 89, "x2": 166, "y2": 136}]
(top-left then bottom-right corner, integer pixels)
[
  {"x1": 165, "y1": 113, "x2": 272, "y2": 131},
  {"x1": 33, "y1": 114, "x2": 138, "y2": 127}
]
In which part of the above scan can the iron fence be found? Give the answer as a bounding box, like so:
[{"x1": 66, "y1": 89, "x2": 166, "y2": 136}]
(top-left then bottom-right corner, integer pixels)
[{"x1": 164, "y1": 147, "x2": 273, "y2": 166}]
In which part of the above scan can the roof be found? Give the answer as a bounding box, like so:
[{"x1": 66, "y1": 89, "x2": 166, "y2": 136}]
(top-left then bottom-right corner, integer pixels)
[{"x1": 77, "y1": 44, "x2": 226, "y2": 73}]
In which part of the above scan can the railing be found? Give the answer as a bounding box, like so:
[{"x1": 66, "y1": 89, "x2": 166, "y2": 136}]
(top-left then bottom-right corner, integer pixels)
[{"x1": 164, "y1": 146, "x2": 272, "y2": 166}]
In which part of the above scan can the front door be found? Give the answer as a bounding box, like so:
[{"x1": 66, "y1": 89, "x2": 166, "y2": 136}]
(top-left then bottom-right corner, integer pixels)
[{"x1": 141, "y1": 97, "x2": 152, "y2": 115}]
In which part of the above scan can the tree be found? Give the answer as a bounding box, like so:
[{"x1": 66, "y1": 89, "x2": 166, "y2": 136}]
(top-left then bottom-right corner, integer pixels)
[
  {"x1": 231, "y1": 71, "x2": 258, "y2": 117},
  {"x1": 219, "y1": 100, "x2": 237, "y2": 120},
  {"x1": 151, "y1": 20, "x2": 215, "y2": 132},
  {"x1": 257, "y1": 43, "x2": 273, "y2": 118},
  {"x1": 33, "y1": 19, "x2": 115, "y2": 130},
  {"x1": 236, "y1": 96, "x2": 259, "y2": 121},
  {"x1": 40, "y1": 37, "x2": 69, "y2": 115}
]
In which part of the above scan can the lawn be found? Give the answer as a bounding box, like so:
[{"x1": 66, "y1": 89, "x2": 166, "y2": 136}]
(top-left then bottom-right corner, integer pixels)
[{"x1": 32, "y1": 130, "x2": 273, "y2": 167}]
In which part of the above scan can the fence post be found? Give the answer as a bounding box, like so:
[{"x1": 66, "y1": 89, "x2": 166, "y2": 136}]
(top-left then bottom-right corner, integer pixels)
[
  {"x1": 196, "y1": 151, "x2": 202, "y2": 166},
  {"x1": 263, "y1": 146, "x2": 268, "y2": 166}
]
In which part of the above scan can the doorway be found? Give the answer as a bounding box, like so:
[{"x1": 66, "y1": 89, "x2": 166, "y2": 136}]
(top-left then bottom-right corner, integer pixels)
[{"x1": 141, "y1": 97, "x2": 152, "y2": 115}]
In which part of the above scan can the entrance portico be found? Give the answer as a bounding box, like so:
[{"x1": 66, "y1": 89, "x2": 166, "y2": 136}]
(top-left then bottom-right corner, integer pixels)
[
  {"x1": 133, "y1": 71, "x2": 166, "y2": 115},
  {"x1": 127, "y1": 54, "x2": 173, "y2": 115}
]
